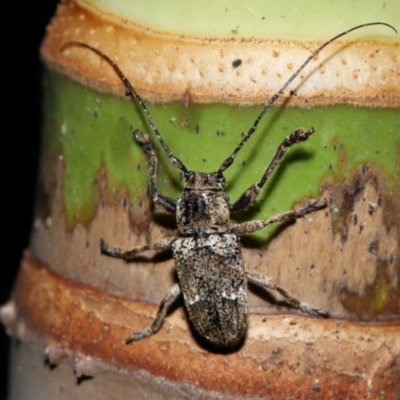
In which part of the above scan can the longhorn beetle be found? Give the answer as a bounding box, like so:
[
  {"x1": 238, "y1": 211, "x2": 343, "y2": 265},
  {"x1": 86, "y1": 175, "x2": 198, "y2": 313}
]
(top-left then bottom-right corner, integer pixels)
[{"x1": 63, "y1": 22, "x2": 396, "y2": 348}]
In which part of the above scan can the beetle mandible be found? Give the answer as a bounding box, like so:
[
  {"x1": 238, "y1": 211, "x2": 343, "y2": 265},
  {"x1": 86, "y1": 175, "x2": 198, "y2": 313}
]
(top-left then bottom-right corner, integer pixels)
[{"x1": 63, "y1": 22, "x2": 396, "y2": 348}]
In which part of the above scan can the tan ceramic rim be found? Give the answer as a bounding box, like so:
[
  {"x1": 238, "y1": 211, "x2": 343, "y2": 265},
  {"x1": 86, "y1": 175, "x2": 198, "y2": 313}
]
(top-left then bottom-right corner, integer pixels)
[
  {"x1": 42, "y1": 1, "x2": 399, "y2": 107},
  {"x1": 8, "y1": 251, "x2": 399, "y2": 398}
]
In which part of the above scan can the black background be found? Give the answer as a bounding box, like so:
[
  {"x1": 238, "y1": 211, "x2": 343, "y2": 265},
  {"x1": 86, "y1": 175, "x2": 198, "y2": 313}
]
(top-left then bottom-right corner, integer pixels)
[{"x1": 2, "y1": 1, "x2": 59, "y2": 398}]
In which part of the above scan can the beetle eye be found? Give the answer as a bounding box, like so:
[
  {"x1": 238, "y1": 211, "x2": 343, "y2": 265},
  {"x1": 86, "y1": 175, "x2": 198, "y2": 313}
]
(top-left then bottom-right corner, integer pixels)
[
  {"x1": 184, "y1": 171, "x2": 195, "y2": 182},
  {"x1": 211, "y1": 172, "x2": 225, "y2": 184}
]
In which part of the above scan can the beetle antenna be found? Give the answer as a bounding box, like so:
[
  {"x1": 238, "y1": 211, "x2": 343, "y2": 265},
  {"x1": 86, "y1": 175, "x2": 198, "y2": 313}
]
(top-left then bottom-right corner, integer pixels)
[
  {"x1": 60, "y1": 41, "x2": 189, "y2": 174},
  {"x1": 218, "y1": 22, "x2": 397, "y2": 174}
]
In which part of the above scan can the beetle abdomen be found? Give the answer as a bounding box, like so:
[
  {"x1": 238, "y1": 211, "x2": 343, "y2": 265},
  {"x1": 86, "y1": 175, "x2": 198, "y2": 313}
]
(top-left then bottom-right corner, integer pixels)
[
  {"x1": 172, "y1": 234, "x2": 248, "y2": 347},
  {"x1": 186, "y1": 295, "x2": 247, "y2": 347}
]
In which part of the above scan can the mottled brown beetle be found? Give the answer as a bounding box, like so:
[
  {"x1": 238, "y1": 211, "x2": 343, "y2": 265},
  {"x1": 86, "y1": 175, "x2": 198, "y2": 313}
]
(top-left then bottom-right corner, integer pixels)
[{"x1": 63, "y1": 22, "x2": 396, "y2": 348}]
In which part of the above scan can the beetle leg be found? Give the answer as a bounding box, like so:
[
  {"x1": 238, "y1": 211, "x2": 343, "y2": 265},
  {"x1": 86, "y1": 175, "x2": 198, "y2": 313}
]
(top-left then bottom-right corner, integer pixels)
[
  {"x1": 100, "y1": 237, "x2": 175, "y2": 262},
  {"x1": 246, "y1": 273, "x2": 328, "y2": 317},
  {"x1": 135, "y1": 130, "x2": 177, "y2": 213},
  {"x1": 125, "y1": 283, "x2": 181, "y2": 343},
  {"x1": 230, "y1": 127, "x2": 315, "y2": 212},
  {"x1": 230, "y1": 199, "x2": 326, "y2": 235}
]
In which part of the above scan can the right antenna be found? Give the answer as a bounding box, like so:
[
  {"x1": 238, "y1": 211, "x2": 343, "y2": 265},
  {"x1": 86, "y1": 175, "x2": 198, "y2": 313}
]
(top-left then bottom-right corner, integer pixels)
[{"x1": 218, "y1": 22, "x2": 397, "y2": 174}]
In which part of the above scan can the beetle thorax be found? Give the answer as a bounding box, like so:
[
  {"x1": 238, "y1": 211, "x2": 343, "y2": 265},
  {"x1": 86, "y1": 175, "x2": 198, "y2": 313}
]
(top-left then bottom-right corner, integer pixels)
[{"x1": 176, "y1": 172, "x2": 230, "y2": 235}]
